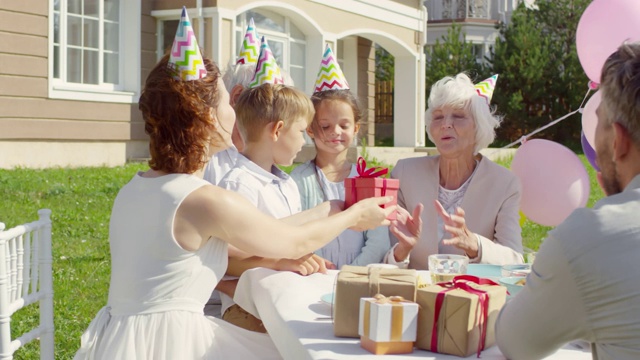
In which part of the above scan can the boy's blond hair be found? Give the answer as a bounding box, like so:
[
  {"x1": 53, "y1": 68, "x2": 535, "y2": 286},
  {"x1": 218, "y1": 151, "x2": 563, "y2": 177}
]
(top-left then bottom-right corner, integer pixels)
[{"x1": 235, "y1": 84, "x2": 315, "y2": 143}]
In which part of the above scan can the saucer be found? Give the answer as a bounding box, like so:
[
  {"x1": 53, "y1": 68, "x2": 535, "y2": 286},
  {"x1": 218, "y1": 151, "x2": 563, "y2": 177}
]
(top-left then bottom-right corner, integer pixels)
[{"x1": 320, "y1": 293, "x2": 334, "y2": 305}]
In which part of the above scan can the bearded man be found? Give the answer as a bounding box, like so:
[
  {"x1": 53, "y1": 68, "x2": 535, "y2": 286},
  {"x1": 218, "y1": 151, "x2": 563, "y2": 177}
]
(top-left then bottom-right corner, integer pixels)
[{"x1": 496, "y1": 42, "x2": 640, "y2": 360}]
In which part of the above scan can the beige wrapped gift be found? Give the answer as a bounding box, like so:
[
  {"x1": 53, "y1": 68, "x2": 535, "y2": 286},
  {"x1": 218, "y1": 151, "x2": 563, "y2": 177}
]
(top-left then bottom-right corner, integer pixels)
[
  {"x1": 333, "y1": 265, "x2": 417, "y2": 338},
  {"x1": 415, "y1": 275, "x2": 507, "y2": 357}
]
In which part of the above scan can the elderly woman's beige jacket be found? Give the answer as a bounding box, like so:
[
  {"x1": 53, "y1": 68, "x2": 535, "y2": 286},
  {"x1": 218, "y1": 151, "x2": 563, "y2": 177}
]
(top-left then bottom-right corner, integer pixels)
[{"x1": 389, "y1": 155, "x2": 524, "y2": 270}]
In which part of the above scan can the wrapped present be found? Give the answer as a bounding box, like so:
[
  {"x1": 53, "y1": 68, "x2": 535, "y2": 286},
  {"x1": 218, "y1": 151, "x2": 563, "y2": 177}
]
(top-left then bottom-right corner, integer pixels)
[
  {"x1": 334, "y1": 265, "x2": 417, "y2": 338},
  {"x1": 416, "y1": 275, "x2": 507, "y2": 358},
  {"x1": 358, "y1": 294, "x2": 419, "y2": 355},
  {"x1": 344, "y1": 157, "x2": 399, "y2": 220}
]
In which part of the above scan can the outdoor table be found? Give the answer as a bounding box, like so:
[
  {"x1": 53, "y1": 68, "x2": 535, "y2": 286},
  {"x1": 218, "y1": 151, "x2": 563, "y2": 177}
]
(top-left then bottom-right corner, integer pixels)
[{"x1": 234, "y1": 268, "x2": 592, "y2": 360}]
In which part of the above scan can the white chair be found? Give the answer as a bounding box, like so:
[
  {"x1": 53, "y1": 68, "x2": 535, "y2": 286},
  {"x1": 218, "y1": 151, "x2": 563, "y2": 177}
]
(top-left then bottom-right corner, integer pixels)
[{"x1": 0, "y1": 209, "x2": 54, "y2": 360}]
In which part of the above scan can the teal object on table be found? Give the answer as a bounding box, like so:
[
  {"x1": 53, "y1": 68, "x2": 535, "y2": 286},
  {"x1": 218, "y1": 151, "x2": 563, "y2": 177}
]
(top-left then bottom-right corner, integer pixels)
[{"x1": 466, "y1": 264, "x2": 502, "y2": 279}]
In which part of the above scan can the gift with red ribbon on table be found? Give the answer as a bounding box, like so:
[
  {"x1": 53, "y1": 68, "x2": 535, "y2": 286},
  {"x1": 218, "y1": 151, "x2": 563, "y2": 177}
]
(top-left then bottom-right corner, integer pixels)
[
  {"x1": 344, "y1": 157, "x2": 399, "y2": 220},
  {"x1": 358, "y1": 294, "x2": 419, "y2": 355},
  {"x1": 416, "y1": 275, "x2": 507, "y2": 358}
]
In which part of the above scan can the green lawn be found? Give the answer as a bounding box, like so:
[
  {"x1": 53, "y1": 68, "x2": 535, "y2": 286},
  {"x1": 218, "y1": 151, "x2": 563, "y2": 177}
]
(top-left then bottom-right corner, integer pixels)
[{"x1": 0, "y1": 155, "x2": 603, "y2": 359}]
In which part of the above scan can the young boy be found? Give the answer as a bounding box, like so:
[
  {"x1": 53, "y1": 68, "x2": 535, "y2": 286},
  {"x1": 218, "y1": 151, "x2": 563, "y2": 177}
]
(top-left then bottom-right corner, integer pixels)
[{"x1": 217, "y1": 83, "x2": 323, "y2": 332}]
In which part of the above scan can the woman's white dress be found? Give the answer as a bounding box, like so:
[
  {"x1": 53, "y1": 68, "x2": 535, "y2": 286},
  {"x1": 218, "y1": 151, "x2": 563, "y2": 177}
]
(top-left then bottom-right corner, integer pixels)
[{"x1": 74, "y1": 173, "x2": 281, "y2": 359}]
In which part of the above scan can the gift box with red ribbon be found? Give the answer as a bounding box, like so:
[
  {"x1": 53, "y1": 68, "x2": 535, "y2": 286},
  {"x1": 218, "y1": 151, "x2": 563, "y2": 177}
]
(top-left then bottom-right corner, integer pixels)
[
  {"x1": 358, "y1": 294, "x2": 419, "y2": 355},
  {"x1": 344, "y1": 157, "x2": 399, "y2": 220},
  {"x1": 415, "y1": 275, "x2": 507, "y2": 358}
]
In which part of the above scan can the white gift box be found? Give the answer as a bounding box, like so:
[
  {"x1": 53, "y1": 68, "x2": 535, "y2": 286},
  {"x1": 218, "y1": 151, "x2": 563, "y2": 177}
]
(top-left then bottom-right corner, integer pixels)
[{"x1": 358, "y1": 296, "x2": 418, "y2": 342}]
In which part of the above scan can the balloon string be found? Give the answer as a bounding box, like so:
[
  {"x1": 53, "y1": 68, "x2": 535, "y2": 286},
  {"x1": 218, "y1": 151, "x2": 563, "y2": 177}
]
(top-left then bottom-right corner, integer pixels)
[
  {"x1": 578, "y1": 88, "x2": 593, "y2": 111},
  {"x1": 487, "y1": 87, "x2": 592, "y2": 154}
]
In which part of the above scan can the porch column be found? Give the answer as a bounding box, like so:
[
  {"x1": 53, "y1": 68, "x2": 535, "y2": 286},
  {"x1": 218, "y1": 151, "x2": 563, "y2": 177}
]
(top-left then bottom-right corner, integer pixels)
[{"x1": 394, "y1": 54, "x2": 425, "y2": 147}]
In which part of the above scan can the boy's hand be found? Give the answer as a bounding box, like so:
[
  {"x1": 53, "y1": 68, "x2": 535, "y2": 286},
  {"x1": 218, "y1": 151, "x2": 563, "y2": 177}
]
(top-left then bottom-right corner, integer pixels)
[{"x1": 276, "y1": 254, "x2": 328, "y2": 275}]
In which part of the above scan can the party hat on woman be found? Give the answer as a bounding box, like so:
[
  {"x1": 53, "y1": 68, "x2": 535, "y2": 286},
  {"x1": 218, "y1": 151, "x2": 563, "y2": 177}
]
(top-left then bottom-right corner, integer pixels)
[
  {"x1": 169, "y1": 6, "x2": 207, "y2": 81},
  {"x1": 474, "y1": 74, "x2": 499, "y2": 104},
  {"x1": 236, "y1": 18, "x2": 260, "y2": 65},
  {"x1": 248, "y1": 37, "x2": 284, "y2": 88},
  {"x1": 313, "y1": 45, "x2": 349, "y2": 93}
]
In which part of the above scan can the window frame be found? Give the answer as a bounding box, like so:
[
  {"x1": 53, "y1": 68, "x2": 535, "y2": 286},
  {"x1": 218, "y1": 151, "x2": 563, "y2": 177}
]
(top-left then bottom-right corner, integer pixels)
[{"x1": 48, "y1": 0, "x2": 141, "y2": 103}]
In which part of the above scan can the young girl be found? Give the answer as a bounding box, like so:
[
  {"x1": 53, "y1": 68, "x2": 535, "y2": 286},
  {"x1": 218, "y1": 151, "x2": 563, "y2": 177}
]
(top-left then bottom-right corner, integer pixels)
[{"x1": 291, "y1": 89, "x2": 391, "y2": 269}]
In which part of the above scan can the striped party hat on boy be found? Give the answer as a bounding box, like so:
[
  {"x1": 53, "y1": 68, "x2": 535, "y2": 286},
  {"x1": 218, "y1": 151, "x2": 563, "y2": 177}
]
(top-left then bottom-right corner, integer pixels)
[
  {"x1": 236, "y1": 18, "x2": 260, "y2": 65},
  {"x1": 248, "y1": 37, "x2": 284, "y2": 88},
  {"x1": 314, "y1": 45, "x2": 349, "y2": 93},
  {"x1": 474, "y1": 74, "x2": 499, "y2": 104},
  {"x1": 169, "y1": 6, "x2": 207, "y2": 81}
]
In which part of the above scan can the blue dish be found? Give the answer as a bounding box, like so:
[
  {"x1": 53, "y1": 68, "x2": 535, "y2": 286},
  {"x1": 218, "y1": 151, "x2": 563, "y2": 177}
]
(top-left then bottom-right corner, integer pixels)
[
  {"x1": 466, "y1": 264, "x2": 502, "y2": 279},
  {"x1": 320, "y1": 293, "x2": 334, "y2": 305},
  {"x1": 499, "y1": 277, "x2": 525, "y2": 297}
]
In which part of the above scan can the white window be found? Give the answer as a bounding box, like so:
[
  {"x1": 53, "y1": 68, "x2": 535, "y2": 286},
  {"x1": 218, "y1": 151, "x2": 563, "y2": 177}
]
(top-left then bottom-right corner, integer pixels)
[
  {"x1": 50, "y1": 0, "x2": 140, "y2": 103},
  {"x1": 235, "y1": 9, "x2": 307, "y2": 90}
]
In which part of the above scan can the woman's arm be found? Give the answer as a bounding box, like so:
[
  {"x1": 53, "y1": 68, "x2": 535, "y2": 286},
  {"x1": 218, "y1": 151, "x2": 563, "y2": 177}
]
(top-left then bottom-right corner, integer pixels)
[
  {"x1": 177, "y1": 185, "x2": 393, "y2": 259},
  {"x1": 475, "y1": 176, "x2": 524, "y2": 264}
]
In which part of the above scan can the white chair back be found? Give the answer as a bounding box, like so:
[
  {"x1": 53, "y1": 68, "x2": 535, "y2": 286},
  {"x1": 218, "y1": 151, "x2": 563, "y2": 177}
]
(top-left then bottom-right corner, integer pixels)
[{"x1": 0, "y1": 209, "x2": 54, "y2": 360}]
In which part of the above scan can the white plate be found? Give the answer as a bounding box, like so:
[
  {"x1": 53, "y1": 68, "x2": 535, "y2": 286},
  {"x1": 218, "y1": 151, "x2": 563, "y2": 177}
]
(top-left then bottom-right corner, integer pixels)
[{"x1": 320, "y1": 293, "x2": 334, "y2": 305}]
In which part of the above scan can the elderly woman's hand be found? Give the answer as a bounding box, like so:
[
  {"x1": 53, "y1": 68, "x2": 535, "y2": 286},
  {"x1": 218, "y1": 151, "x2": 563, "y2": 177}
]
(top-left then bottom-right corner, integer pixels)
[
  {"x1": 434, "y1": 200, "x2": 479, "y2": 258},
  {"x1": 390, "y1": 204, "x2": 424, "y2": 262}
]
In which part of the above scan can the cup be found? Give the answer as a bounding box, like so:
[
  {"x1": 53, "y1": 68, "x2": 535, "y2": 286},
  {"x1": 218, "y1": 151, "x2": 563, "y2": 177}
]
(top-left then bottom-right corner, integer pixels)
[
  {"x1": 428, "y1": 254, "x2": 468, "y2": 284},
  {"x1": 501, "y1": 264, "x2": 531, "y2": 277}
]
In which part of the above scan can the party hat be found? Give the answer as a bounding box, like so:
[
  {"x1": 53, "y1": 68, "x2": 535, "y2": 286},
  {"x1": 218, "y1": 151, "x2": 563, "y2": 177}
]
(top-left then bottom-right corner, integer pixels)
[
  {"x1": 313, "y1": 45, "x2": 349, "y2": 93},
  {"x1": 236, "y1": 18, "x2": 260, "y2": 65},
  {"x1": 248, "y1": 37, "x2": 284, "y2": 88},
  {"x1": 474, "y1": 74, "x2": 499, "y2": 104},
  {"x1": 169, "y1": 6, "x2": 207, "y2": 81}
]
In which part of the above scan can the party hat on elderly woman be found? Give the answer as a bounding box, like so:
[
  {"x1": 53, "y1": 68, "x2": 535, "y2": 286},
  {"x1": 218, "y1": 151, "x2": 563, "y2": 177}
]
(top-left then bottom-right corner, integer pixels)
[
  {"x1": 169, "y1": 6, "x2": 207, "y2": 81},
  {"x1": 314, "y1": 45, "x2": 349, "y2": 93},
  {"x1": 248, "y1": 37, "x2": 284, "y2": 88},
  {"x1": 236, "y1": 18, "x2": 260, "y2": 65},
  {"x1": 474, "y1": 74, "x2": 499, "y2": 104}
]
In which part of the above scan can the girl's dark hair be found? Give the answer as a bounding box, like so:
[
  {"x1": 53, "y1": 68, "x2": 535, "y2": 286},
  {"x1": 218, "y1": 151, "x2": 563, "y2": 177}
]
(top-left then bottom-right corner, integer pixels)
[{"x1": 138, "y1": 54, "x2": 222, "y2": 174}]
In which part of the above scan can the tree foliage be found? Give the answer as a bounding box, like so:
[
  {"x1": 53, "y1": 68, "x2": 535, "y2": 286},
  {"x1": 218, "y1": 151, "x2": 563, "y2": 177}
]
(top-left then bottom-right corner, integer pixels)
[
  {"x1": 425, "y1": 23, "x2": 485, "y2": 101},
  {"x1": 375, "y1": 45, "x2": 394, "y2": 82},
  {"x1": 489, "y1": 0, "x2": 591, "y2": 147}
]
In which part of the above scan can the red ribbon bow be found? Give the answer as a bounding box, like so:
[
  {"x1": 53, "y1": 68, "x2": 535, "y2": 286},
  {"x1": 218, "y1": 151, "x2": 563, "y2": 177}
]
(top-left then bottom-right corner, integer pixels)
[
  {"x1": 430, "y1": 275, "x2": 497, "y2": 358},
  {"x1": 356, "y1": 157, "x2": 388, "y2": 178}
]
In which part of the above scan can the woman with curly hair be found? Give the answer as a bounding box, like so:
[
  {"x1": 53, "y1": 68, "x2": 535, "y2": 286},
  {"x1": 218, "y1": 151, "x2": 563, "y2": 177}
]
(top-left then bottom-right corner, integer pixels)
[{"x1": 73, "y1": 53, "x2": 394, "y2": 359}]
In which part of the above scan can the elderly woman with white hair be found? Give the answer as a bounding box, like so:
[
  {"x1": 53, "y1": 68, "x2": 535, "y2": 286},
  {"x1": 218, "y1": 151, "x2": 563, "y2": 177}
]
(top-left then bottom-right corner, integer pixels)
[{"x1": 385, "y1": 73, "x2": 524, "y2": 269}]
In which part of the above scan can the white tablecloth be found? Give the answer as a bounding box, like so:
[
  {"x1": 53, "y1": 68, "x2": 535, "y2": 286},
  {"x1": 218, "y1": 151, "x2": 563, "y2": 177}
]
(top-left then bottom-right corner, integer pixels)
[{"x1": 234, "y1": 268, "x2": 592, "y2": 360}]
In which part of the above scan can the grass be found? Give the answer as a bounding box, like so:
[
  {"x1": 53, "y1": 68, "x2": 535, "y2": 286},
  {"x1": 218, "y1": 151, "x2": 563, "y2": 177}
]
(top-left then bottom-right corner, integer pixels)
[
  {"x1": 0, "y1": 162, "x2": 148, "y2": 359},
  {"x1": 0, "y1": 154, "x2": 604, "y2": 358}
]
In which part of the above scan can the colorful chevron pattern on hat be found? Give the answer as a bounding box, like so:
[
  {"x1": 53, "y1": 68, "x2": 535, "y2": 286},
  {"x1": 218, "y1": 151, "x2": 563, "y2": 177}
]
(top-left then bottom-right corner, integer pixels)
[
  {"x1": 249, "y1": 37, "x2": 284, "y2": 88},
  {"x1": 236, "y1": 18, "x2": 260, "y2": 65},
  {"x1": 314, "y1": 45, "x2": 349, "y2": 93},
  {"x1": 474, "y1": 74, "x2": 499, "y2": 104},
  {"x1": 169, "y1": 7, "x2": 207, "y2": 81}
]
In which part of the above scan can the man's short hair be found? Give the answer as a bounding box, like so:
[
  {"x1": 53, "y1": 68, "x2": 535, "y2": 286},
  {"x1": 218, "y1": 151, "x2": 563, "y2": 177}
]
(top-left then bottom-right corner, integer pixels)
[{"x1": 600, "y1": 41, "x2": 640, "y2": 147}]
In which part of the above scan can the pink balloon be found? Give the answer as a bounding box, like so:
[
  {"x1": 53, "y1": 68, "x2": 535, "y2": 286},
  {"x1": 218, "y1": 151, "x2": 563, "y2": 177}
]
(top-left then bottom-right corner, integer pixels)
[
  {"x1": 511, "y1": 139, "x2": 590, "y2": 227},
  {"x1": 576, "y1": 0, "x2": 640, "y2": 82},
  {"x1": 581, "y1": 90, "x2": 601, "y2": 148}
]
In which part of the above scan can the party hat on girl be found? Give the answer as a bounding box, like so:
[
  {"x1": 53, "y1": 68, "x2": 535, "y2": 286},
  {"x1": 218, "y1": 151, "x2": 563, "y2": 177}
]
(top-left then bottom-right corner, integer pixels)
[
  {"x1": 236, "y1": 18, "x2": 260, "y2": 65},
  {"x1": 474, "y1": 74, "x2": 499, "y2": 104},
  {"x1": 169, "y1": 6, "x2": 207, "y2": 81},
  {"x1": 248, "y1": 37, "x2": 284, "y2": 88},
  {"x1": 313, "y1": 45, "x2": 349, "y2": 93}
]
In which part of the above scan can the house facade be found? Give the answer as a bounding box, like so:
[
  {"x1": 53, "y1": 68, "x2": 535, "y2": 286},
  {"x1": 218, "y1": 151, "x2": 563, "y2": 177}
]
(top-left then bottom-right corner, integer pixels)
[
  {"x1": 424, "y1": 0, "x2": 535, "y2": 63},
  {"x1": 0, "y1": 0, "x2": 427, "y2": 169}
]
